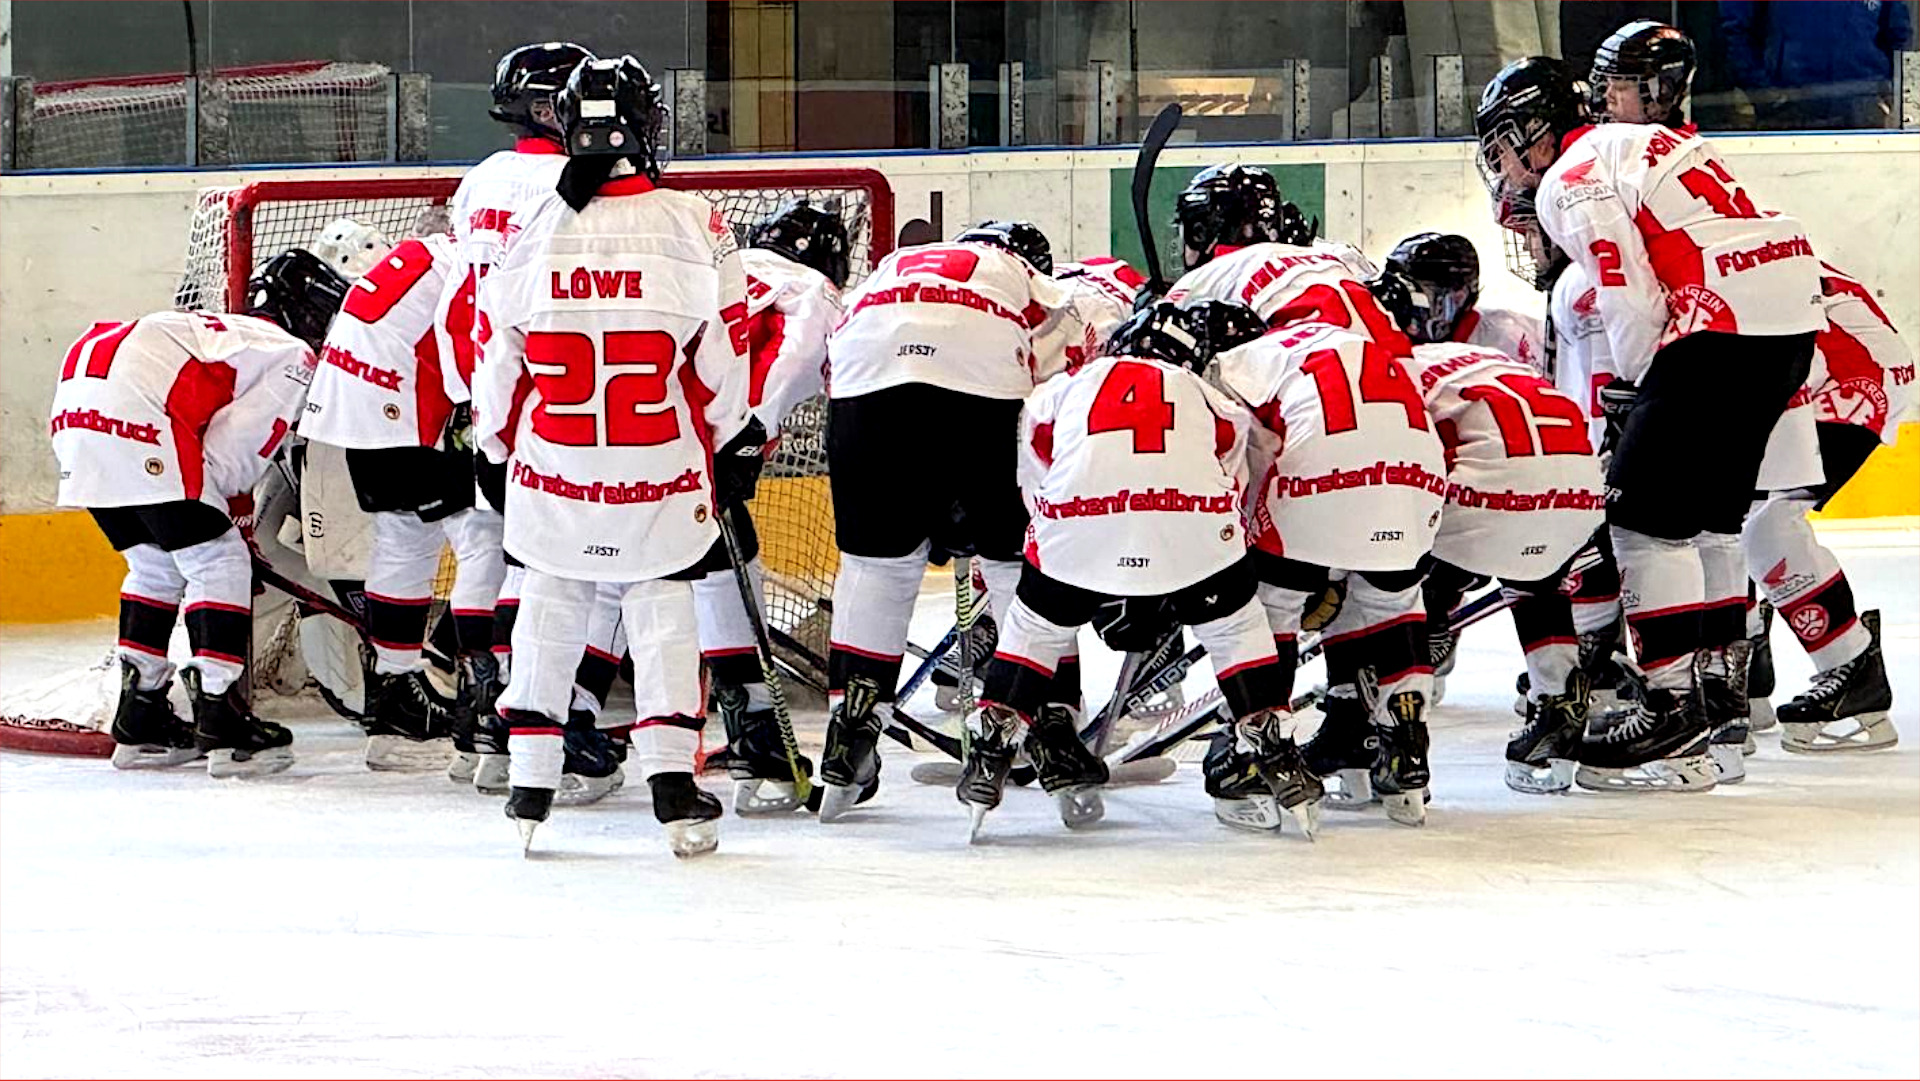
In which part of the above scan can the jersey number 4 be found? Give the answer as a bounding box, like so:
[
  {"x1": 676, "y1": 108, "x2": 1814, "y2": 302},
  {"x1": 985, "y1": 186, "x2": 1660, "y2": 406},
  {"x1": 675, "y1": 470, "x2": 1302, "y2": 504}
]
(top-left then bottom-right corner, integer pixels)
[
  {"x1": 1087, "y1": 362, "x2": 1175, "y2": 453},
  {"x1": 526, "y1": 330, "x2": 678, "y2": 447},
  {"x1": 1301, "y1": 345, "x2": 1427, "y2": 435}
]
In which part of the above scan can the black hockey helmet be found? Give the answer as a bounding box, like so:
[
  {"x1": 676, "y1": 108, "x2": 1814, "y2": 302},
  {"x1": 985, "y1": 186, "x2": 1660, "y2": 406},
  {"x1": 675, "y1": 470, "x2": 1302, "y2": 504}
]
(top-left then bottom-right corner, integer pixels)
[
  {"x1": 1182, "y1": 299, "x2": 1267, "y2": 360},
  {"x1": 489, "y1": 42, "x2": 595, "y2": 141},
  {"x1": 1383, "y1": 232, "x2": 1481, "y2": 344},
  {"x1": 1103, "y1": 300, "x2": 1204, "y2": 372},
  {"x1": 553, "y1": 56, "x2": 671, "y2": 210},
  {"x1": 1475, "y1": 57, "x2": 1588, "y2": 193},
  {"x1": 1175, "y1": 164, "x2": 1282, "y2": 270},
  {"x1": 1590, "y1": 20, "x2": 1695, "y2": 126},
  {"x1": 245, "y1": 248, "x2": 351, "y2": 351},
  {"x1": 750, "y1": 199, "x2": 853, "y2": 288},
  {"x1": 955, "y1": 220, "x2": 1052, "y2": 275},
  {"x1": 1276, "y1": 200, "x2": 1320, "y2": 248}
]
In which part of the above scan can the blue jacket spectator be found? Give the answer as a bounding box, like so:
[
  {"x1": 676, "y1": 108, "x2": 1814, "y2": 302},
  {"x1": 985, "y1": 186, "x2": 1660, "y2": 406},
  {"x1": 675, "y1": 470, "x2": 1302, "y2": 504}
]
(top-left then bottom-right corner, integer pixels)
[{"x1": 1722, "y1": 0, "x2": 1912, "y2": 126}]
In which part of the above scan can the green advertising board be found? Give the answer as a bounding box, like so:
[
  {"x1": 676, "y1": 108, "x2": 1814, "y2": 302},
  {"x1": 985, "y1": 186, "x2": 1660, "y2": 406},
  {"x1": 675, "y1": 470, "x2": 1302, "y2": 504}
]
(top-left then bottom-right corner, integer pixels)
[{"x1": 1108, "y1": 162, "x2": 1325, "y2": 277}]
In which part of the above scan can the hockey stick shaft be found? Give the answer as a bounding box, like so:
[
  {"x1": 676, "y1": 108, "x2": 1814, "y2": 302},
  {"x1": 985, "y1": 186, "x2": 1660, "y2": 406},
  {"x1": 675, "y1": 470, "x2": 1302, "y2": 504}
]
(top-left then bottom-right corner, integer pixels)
[
  {"x1": 713, "y1": 505, "x2": 813, "y2": 803},
  {"x1": 1131, "y1": 103, "x2": 1184, "y2": 297}
]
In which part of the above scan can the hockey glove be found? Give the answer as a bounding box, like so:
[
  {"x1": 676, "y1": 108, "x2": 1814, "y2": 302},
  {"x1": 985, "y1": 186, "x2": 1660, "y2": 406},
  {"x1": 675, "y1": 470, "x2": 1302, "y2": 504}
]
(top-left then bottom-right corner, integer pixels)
[
  {"x1": 444, "y1": 403, "x2": 475, "y2": 455},
  {"x1": 715, "y1": 417, "x2": 769, "y2": 508},
  {"x1": 474, "y1": 453, "x2": 507, "y2": 512},
  {"x1": 1092, "y1": 596, "x2": 1179, "y2": 654},
  {"x1": 1598, "y1": 378, "x2": 1638, "y2": 454}
]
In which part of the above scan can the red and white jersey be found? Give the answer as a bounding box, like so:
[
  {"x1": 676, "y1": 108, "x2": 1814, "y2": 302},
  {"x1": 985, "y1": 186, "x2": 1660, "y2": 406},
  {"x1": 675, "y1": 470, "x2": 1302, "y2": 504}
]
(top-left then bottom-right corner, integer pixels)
[
  {"x1": 1168, "y1": 240, "x2": 1409, "y2": 354},
  {"x1": 740, "y1": 246, "x2": 841, "y2": 430},
  {"x1": 1537, "y1": 123, "x2": 1825, "y2": 384},
  {"x1": 1217, "y1": 323, "x2": 1446, "y2": 572},
  {"x1": 1812, "y1": 263, "x2": 1918, "y2": 445},
  {"x1": 1548, "y1": 263, "x2": 1618, "y2": 449},
  {"x1": 827, "y1": 242, "x2": 1071, "y2": 401},
  {"x1": 472, "y1": 175, "x2": 753, "y2": 582},
  {"x1": 1453, "y1": 305, "x2": 1546, "y2": 374},
  {"x1": 1037, "y1": 257, "x2": 1145, "y2": 377},
  {"x1": 1409, "y1": 343, "x2": 1605, "y2": 580},
  {"x1": 51, "y1": 311, "x2": 314, "y2": 509},
  {"x1": 302, "y1": 233, "x2": 458, "y2": 450},
  {"x1": 434, "y1": 138, "x2": 571, "y2": 403},
  {"x1": 1018, "y1": 355, "x2": 1252, "y2": 596}
]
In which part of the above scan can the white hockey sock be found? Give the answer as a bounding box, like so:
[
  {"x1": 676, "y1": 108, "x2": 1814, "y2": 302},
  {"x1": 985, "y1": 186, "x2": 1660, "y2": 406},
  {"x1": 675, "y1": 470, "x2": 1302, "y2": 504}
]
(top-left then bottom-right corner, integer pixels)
[
  {"x1": 365, "y1": 511, "x2": 446, "y2": 675},
  {"x1": 620, "y1": 579, "x2": 704, "y2": 777},
  {"x1": 118, "y1": 543, "x2": 185, "y2": 690},
  {"x1": 992, "y1": 597, "x2": 1076, "y2": 683},
  {"x1": 977, "y1": 557, "x2": 1022, "y2": 625},
  {"x1": 442, "y1": 507, "x2": 507, "y2": 633},
  {"x1": 1743, "y1": 492, "x2": 1871, "y2": 670},
  {"x1": 1610, "y1": 525, "x2": 1704, "y2": 691},
  {"x1": 1525, "y1": 641, "x2": 1579, "y2": 699},
  {"x1": 1697, "y1": 531, "x2": 1747, "y2": 653},
  {"x1": 172, "y1": 528, "x2": 253, "y2": 696},
  {"x1": 827, "y1": 546, "x2": 928, "y2": 700}
]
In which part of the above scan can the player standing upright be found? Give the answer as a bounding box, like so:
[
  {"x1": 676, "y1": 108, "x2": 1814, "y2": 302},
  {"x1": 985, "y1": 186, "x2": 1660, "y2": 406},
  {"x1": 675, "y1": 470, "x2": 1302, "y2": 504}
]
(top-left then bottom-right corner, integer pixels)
[{"x1": 472, "y1": 57, "x2": 763, "y2": 857}]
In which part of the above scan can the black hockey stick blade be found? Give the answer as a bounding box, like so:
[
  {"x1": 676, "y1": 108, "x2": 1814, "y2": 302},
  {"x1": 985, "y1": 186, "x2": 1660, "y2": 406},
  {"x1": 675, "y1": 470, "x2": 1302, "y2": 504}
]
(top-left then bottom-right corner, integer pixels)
[{"x1": 1131, "y1": 103, "x2": 1183, "y2": 297}]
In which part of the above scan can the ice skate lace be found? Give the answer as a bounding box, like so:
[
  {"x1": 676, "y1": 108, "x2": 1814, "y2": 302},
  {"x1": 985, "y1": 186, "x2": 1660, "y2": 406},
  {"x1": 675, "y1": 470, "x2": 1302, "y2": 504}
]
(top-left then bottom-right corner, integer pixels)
[
  {"x1": 1801, "y1": 661, "x2": 1853, "y2": 705},
  {"x1": 1595, "y1": 706, "x2": 1655, "y2": 744}
]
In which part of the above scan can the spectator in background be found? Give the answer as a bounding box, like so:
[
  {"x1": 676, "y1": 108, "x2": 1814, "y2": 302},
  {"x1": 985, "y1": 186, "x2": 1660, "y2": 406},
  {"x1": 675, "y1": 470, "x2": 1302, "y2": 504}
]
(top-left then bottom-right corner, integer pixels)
[{"x1": 1722, "y1": 0, "x2": 1913, "y2": 129}]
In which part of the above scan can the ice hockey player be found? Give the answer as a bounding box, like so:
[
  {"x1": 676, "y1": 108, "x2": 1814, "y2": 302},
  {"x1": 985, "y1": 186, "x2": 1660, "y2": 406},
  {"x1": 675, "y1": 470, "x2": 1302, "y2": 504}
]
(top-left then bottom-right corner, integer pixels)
[
  {"x1": 692, "y1": 198, "x2": 847, "y2": 815},
  {"x1": 1207, "y1": 299, "x2": 1447, "y2": 825},
  {"x1": 437, "y1": 40, "x2": 593, "y2": 792},
  {"x1": 957, "y1": 300, "x2": 1316, "y2": 840},
  {"x1": 301, "y1": 215, "x2": 508, "y2": 771},
  {"x1": 472, "y1": 56, "x2": 764, "y2": 858},
  {"x1": 1372, "y1": 271, "x2": 1609, "y2": 793},
  {"x1": 1380, "y1": 232, "x2": 1544, "y2": 370},
  {"x1": 816, "y1": 219, "x2": 1069, "y2": 821},
  {"x1": 1741, "y1": 261, "x2": 1912, "y2": 753},
  {"x1": 1587, "y1": 19, "x2": 1698, "y2": 132},
  {"x1": 1478, "y1": 56, "x2": 1823, "y2": 792},
  {"x1": 1045, "y1": 255, "x2": 1146, "y2": 374},
  {"x1": 50, "y1": 249, "x2": 348, "y2": 776}
]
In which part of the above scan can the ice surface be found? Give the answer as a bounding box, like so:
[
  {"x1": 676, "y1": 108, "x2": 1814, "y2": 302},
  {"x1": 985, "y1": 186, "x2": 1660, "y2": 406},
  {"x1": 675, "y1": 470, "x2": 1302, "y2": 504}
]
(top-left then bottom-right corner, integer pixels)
[{"x1": 2, "y1": 528, "x2": 1915, "y2": 1078}]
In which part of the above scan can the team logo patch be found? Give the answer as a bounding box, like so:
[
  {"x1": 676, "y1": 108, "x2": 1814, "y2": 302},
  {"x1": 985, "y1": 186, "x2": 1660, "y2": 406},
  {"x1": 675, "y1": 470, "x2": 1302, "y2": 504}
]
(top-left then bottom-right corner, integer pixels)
[
  {"x1": 1816, "y1": 377, "x2": 1889, "y2": 430},
  {"x1": 1788, "y1": 603, "x2": 1830, "y2": 643},
  {"x1": 1668, "y1": 285, "x2": 1735, "y2": 336},
  {"x1": 1427, "y1": 510, "x2": 1441, "y2": 529},
  {"x1": 694, "y1": 504, "x2": 709, "y2": 524},
  {"x1": 1218, "y1": 525, "x2": 1235, "y2": 542},
  {"x1": 144, "y1": 458, "x2": 164, "y2": 476},
  {"x1": 383, "y1": 404, "x2": 402, "y2": 421}
]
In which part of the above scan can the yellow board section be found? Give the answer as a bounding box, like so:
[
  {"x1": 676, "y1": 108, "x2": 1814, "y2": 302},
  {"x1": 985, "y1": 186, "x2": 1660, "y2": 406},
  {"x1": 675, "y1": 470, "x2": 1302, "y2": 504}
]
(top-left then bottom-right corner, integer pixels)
[
  {"x1": 1815, "y1": 422, "x2": 1920, "y2": 519},
  {"x1": 0, "y1": 511, "x2": 125, "y2": 622}
]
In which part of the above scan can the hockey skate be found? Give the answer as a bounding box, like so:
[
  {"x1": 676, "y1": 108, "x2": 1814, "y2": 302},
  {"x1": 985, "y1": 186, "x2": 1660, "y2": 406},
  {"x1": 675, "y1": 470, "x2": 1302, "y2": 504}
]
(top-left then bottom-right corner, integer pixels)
[
  {"x1": 471, "y1": 713, "x2": 512, "y2": 795},
  {"x1": 448, "y1": 653, "x2": 505, "y2": 785},
  {"x1": 1429, "y1": 627, "x2": 1459, "y2": 707},
  {"x1": 932, "y1": 615, "x2": 997, "y2": 712},
  {"x1": 1202, "y1": 711, "x2": 1323, "y2": 838},
  {"x1": 1748, "y1": 602, "x2": 1778, "y2": 734},
  {"x1": 108, "y1": 660, "x2": 200, "y2": 769},
  {"x1": 504, "y1": 785, "x2": 553, "y2": 856},
  {"x1": 713, "y1": 682, "x2": 813, "y2": 816},
  {"x1": 958, "y1": 703, "x2": 1023, "y2": 842},
  {"x1": 183, "y1": 667, "x2": 294, "y2": 778},
  {"x1": 1574, "y1": 684, "x2": 1716, "y2": 793},
  {"x1": 1514, "y1": 622, "x2": 1632, "y2": 722},
  {"x1": 1024, "y1": 703, "x2": 1108, "y2": 829},
  {"x1": 555, "y1": 711, "x2": 625, "y2": 806},
  {"x1": 1779, "y1": 610, "x2": 1897, "y2": 753},
  {"x1": 1505, "y1": 671, "x2": 1590, "y2": 795},
  {"x1": 1700, "y1": 641, "x2": 1754, "y2": 783},
  {"x1": 649, "y1": 772, "x2": 722, "y2": 859},
  {"x1": 817, "y1": 676, "x2": 885, "y2": 822},
  {"x1": 364, "y1": 669, "x2": 456, "y2": 772},
  {"x1": 1372, "y1": 691, "x2": 1431, "y2": 826},
  {"x1": 1302, "y1": 688, "x2": 1381, "y2": 807}
]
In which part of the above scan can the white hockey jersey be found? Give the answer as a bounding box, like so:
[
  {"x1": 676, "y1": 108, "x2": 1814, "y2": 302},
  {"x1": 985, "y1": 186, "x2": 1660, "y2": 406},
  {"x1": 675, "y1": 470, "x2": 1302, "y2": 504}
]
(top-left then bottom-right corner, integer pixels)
[
  {"x1": 1812, "y1": 263, "x2": 1919, "y2": 445},
  {"x1": 1018, "y1": 355, "x2": 1252, "y2": 596},
  {"x1": 1547, "y1": 263, "x2": 1617, "y2": 449},
  {"x1": 1409, "y1": 343, "x2": 1605, "y2": 580},
  {"x1": 302, "y1": 233, "x2": 458, "y2": 450},
  {"x1": 740, "y1": 246, "x2": 841, "y2": 430},
  {"x1": 827, "y1": 241, "x2": 1071, "y2": 400},
  {"x1": 1536, "y1": 123, "x2": 1825, "y2": 384},
  {"x1": 51, "y1": 311, "x2": 315, "y2": 509},
  {"x1": 1168, "y1": 240, "x2": 1408, "y2": 355},
  {"x1": 1454, "y1": 305, "x2": 1546, "y2": 375},
  {"x1": 472, "y1": 174, "x2": 753, "y2": 582},
  {"x1": 434, "y1": 138, "x2": 571, "y2": 403},
  {"x1": 1039, "y1": 257, "x2": 1145, "y2": 376},
  {"x1": 1216, "y1": 323, "x2": 1446, "y2": 572}
]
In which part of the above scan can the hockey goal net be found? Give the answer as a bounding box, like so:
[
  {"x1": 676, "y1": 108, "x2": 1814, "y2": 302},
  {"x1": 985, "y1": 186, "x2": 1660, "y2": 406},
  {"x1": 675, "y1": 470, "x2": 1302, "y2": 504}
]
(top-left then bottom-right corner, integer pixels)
[{"x1": 0, "y1": 167, "x2": 892, "y2": 756}]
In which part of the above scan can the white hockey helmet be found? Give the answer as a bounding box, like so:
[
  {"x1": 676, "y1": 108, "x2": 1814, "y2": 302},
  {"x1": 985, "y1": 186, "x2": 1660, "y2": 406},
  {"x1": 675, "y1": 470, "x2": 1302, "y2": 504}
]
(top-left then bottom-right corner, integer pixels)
[{"x1": 310, "y1": 217, "x2": 393, "y2": 280}]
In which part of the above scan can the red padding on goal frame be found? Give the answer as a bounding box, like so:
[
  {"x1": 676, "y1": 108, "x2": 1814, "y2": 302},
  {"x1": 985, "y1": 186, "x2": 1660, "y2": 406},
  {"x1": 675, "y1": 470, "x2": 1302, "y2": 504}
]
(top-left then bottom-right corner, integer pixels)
[{"x1": 0, "y1": 722, "x2": 115, "y2": 758}]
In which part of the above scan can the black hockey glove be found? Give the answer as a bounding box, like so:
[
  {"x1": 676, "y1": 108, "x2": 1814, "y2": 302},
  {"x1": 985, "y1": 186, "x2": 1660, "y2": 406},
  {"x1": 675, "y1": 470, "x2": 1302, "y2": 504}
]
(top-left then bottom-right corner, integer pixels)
[
  {"x1": 1092, "y1": 596, "x2": 1178, "y2": 654},
  {"x1": 1598, "y1": 378, "x2": 1638, "y2": 454},
  {"x1": 475, "y1": 452, "x2": 507, "y2": 512},
  {"x1": 715, "y1": 417, "x2": 769, "y2": 508}
]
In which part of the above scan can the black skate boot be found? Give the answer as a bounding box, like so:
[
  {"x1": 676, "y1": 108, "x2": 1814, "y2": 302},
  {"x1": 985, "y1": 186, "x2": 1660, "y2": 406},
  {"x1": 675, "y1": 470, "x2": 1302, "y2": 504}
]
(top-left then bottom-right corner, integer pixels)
[
  {"x1": 933, "y1": 614, "x2": 997, "y2": 712},
  {"x1": 1506, "y1": 670, "x2": 1590, "y2": 795},
  {"x1": 364, "y1": 669, "x2": 455, "y2": 772},
  {"x1": 713, "y1": 682, "x2": 814, "y2": 816},
  {"x1": 649, "y1": 772, "x2": 722, "y2": 858},
  {"x1": 1574, "y1": 682, "x2": 1716, "y2": 793},
  {"x1": 183, "y1": 667, "x2": 293, "y2": 778},
  {"x1": 1700, "y1": 640, "x2": 1754, "y2": 783},
  {"x1": 957, "y1": 703, "x2": 1023, "y2": 842},
  {"x1": 1748, "y1": 601, "x2": 1778, "y2": 733},
  {"x1": 555, "y1": 710, "x2": 625, "y2": 807},
  {"x1": 1203, "y1": 710, "x2": 1324, "y2": 837},
  {"x1": 1779, "y1": 610, "x2": 1896, "y2": 753},
  {"x1": 449, "y1": 652, "x2": 505, "y2": 786},
  {"x1": 1372, "y1": 690, "x2": 1431, "y2": 826},
  {"x1": 817, "y1": 676, "x2": 884, "y2": 822},
  {"x1": 109, "y1": 660, "x2": 199, "y2": 770},
  {"x1": 1522, "y1": 620, "x2": 1634, "y2": 719},
  {"x1": 504, "y1": 785, "x2": 554, "y2": 856},
  {"x1": 1301, "y1": 688, "x2": 1383, "y2": 807},
  {"x1": 1023, "y1": 703, "x2": 1110, "y2": 830}
]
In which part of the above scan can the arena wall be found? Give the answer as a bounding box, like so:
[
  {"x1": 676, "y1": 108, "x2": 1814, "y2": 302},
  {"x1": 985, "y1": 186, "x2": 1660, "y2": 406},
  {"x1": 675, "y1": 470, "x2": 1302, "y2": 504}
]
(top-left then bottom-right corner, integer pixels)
[{"x1": 3, "y1": 134, "x2": 1913, "y2": 620}]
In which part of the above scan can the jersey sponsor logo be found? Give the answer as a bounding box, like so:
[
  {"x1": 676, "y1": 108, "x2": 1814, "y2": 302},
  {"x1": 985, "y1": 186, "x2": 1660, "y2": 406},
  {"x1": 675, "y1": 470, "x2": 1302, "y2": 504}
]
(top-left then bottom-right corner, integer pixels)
[
  {"x1": 1032, "y1": 486, "x2": 1239, "y2": 520},
  {"x1": 1236, "y1": 252, "x2": 1345, "y2": 306},
  {"x1": 1713, "y1": 235, "x2": 1814, "y2": 278},
  {"x1": 510, "y1": 460, "x2": 706, "y2": 506},
  {"x1": 1415, "y1": 349, "x2": 1506, "y2": 391},
  {"x1": 1445, "y1": 483, "x2": 1606, "y2": 512},
  {"x1": 549, "y1": 267, "x2": 645, "y2": 300},
  {"x1": 49, "y1": 407, "x2": 162, "y2": 446},
  {"x1": 321, "y1": 344, "x2": 402, "y2": 391},
  {"x1": 1573, "y1": 288, "x2": 1599, "y2": 319},
  {"x1": 1762, "y1": 557, "x2": 1818, "y2": 600},
  {"x1": 1275, "y1": 458, "x2": 1448, "y2": 499}
]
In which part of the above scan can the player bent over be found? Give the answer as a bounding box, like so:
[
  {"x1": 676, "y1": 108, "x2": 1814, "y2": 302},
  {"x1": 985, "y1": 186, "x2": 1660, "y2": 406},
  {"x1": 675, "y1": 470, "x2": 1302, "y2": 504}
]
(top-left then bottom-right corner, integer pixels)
[
  {"x1": 473, "y1": 57, "x2": 763, "y2": 857},
  {"x1": 50, "y1": 250, "x2": 349, "y2": 776}
]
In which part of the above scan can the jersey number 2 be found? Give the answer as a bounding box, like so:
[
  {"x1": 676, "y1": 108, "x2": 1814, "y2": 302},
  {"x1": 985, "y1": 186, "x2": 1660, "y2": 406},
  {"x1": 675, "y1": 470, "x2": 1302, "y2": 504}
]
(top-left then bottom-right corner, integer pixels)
[
  {"x1": 526, "y1": 330, "x2": 678, "y2": 447},
  {"x1": 1087, "y1": 362, "x2": 1175, "y2": 453}
]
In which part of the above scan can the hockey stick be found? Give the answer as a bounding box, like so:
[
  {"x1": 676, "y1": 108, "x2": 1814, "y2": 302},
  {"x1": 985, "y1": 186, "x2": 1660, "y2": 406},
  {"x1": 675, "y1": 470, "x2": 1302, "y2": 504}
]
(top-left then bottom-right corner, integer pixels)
[
  {"x1": 951, "y1": 555, "x2": 979, "y2": 725},
  {"x1": 713, "y1": 505, "x2": 813, "y2": 805},
  {"x1": 1132, "y1": 103, "x2": 1184, "y2": 299}
]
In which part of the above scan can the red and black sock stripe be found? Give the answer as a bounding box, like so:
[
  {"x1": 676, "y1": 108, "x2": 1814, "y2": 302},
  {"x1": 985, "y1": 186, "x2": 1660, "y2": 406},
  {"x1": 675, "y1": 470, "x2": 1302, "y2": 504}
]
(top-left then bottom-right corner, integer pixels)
[
  {"x1": 118, "y1": 593, "x2": 178, "y2": 659},
  {"x1": 702, "y1": 647, "x2": 760, "y2": 691},
  {"x1": 828, "y1": 643, "x2": 903, "y2": 702},
  {"x1": 1512, "y1": 593, "x2": 1576, "y2": 655},
  {"x1": 574, "y1": 645, "x2": 622, "y2": 709},
  {"x1": 1625, "y1": 603, "x2": 1702, "y2": 673},
  {"x1": 366, "y1": 592, "x2": 431, "y2": 654},
  {"x1": 1324, "y1": 612, "x2": 1429, "y2": 692},
  {"x1": 183, "y1": 600, "x2": 249, "y2": 668},
  {"x1": 1781, "y1": 571, "x2": 1859, "y2": 653}
]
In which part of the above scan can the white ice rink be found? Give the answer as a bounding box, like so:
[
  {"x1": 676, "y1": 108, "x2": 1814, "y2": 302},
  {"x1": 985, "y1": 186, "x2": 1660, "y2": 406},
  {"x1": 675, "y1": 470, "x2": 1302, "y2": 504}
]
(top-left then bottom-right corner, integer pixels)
[{"x1": 2, "y1": 525, "x2": 1915, "y2": 1078}]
